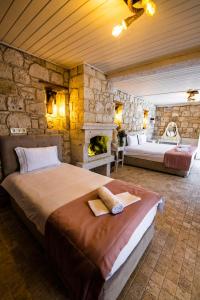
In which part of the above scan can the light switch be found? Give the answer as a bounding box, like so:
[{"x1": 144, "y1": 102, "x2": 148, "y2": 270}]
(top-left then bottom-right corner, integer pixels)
[{"x1": 10, "y1": 128, "x2": 27, "y2": 134}]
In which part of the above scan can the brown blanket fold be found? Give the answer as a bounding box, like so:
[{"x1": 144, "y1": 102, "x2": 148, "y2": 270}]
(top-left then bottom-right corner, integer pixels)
[
  {"x1": 45, "y1": 179, "x2": 161, "y2": 300},
  {"x1": 164, "y1": 146, "x2": 197, "y2": 171}
]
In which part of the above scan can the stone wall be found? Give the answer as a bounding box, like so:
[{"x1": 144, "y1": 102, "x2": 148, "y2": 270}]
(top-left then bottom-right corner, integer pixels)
[
  {"x1": 69, "y1": 64, "x2": 114, "y2": 127},
  {"x1": 69, "y1": 64, "x2": 155, "y2": 163},
  {"x1": 69, "y1": 64, "x2": 116, "y2": 163},
  {"x1": 0, "y1": 43, "x2": 71, "y2": 179},
  {"x1": 114, "y1": 89, "x2": 156, "y2": 137},
  {"x1": 154, "y1": 104, "x2": 200, "y2": 139}
]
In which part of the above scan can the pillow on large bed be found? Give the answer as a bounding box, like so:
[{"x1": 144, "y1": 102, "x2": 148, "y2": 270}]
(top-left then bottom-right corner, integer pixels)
[
  {"x1": 138, "y1": 134, "x2": 147, "y2": 145},
  {"x1": 15, "y1": 146, "x2": 61, "y2": 173},
  {"x1": 127, "y1": 135, "x2": 138, "y2": 146}
]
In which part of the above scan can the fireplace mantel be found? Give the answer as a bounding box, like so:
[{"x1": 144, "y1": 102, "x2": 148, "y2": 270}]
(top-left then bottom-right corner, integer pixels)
[{"x1": 82, "y1": 123, "x2": 117, "y2": 130}]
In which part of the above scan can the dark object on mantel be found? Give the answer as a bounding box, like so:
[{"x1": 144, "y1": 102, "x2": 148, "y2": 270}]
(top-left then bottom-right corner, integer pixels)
[
  {"x1": 39, "y1": 80, "x2": 68, "y2": 91},
  {"x1": 0, "y1": 185, "x2": 10, "y2": 208}
]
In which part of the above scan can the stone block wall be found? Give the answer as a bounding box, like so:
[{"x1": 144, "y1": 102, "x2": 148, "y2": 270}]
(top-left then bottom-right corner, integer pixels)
[
  {"x1": 69, "y1": 64, "x2": 115, "y2": 127},
  {"x1": 69, "y1": 64, "x2": 155, "y2": 163},
  {"x1": 69, "y1": 64, "x2": 116, "y2": 163},
  {"x1": 154, "y1": 104, "x2": 200, "y2": 139},
  {"x1": 0, "y1": 43, "x2": 71, "y2": 179},
  {"x1": 114, "y1": 90, "x2": 156, "y2": 138}
]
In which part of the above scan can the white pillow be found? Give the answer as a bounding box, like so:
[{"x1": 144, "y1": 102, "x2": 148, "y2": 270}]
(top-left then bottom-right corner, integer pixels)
[
  {"x1": 127, "y1": 135, "x2": 138, "y2": 146},
  {"x1": 15, "y1": 146, "x2": 61, "y2": 173},
  {"x1": 138, "y1": 134, "x2": 147, "y2": 145}
]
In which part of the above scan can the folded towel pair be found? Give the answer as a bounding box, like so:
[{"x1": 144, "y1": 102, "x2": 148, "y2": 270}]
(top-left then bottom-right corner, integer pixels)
[{"x1": 88, "y1": 186, "x2": 141, "y2": 217}]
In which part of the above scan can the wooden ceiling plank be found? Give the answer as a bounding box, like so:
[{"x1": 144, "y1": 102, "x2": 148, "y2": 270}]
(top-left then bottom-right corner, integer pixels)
[
  {"x1": 96, "y1": 33, "x2": 200, "y2": 72},
  {"x1": 12, "y1": 0, "x2": 71, "y2": 48},
  {"x1": 48, "y1": 18, "x2": 200, "y2": 70},
  {"x1": 0, "y1": 0, "x2": 14, "y2": 24},
  {"x1": 42, "y1": 2, "x2": 200, "y2": 65},
  {"x1": 4, "y1": 0, "x2": 51, "y2": 44},
  {"x1": 27, "y1": 0, "x2": 108, "y2": 54},
  {"x1": 0, "y1": 0, "x2": 31, "y2": 39},
  {"x1": 23, "y1": 0, "x2": 92, "y2": 51},
  {"x1": 53, "y1": 3, "x2": 200, "y2": 67},
  {"x1": 35, "y1": 1, "x2": 120, "y2": 58},
  {"x1": 107, "y1": 47, "x2": 200, "y2": 82},
  {"x1": 41, "y1": 0, "x2": 182, "y2": 59}
]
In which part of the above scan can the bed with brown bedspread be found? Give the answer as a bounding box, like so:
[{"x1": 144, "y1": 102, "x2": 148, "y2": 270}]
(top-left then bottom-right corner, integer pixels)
[{"x1": 0, "y1": 135, "x2": 162, "y2": 300}]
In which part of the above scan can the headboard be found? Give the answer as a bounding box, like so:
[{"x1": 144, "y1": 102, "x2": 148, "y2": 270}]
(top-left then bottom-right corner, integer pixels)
[{"x1": 0, "y1": 135, "x2": 62, "y2": 178}]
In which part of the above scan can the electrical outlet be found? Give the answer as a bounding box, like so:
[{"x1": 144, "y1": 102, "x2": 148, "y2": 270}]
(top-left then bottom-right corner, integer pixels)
[{"x1": 10, "y1": 128, "x2": 27, "y2": 135}]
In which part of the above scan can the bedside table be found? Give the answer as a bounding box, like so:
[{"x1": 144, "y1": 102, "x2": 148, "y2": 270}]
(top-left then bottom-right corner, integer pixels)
[{"x1": 112, "y1": 145, "x2": 125, "y2": 172}]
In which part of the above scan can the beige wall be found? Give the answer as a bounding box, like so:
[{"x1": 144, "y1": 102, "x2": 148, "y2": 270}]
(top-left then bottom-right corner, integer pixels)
[
  {"x1": 154, "y1": 104, "x2": 200, "y2": 139},
  {"x1": 0, "y1": 43, "x2": 71, "y2": 179}
]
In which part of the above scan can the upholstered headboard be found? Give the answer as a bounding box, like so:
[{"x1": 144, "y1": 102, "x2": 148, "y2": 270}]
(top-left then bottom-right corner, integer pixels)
[{"x1": 0, "y1": 135, "x2": 62, "y2": 178}]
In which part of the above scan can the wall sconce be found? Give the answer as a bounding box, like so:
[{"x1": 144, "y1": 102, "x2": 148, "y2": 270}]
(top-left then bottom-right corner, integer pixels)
[
  {"x1": 143, "y1": 109, "x2": 149, "y2": 129},
  {"x1": 46, "y1": 89, "x2": 57, "y2": 116},
  {"x1": 114, "y1": 103, "x2": 123, "y2": 127},
  {"x1": 46, "y1": 89, "x2": 66, "y2": 117}
]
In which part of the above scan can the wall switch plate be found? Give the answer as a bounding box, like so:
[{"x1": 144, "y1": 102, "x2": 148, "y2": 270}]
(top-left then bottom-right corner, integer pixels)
[{"x1": 10, "y1": 128, "x2": 27, "y2": 134}]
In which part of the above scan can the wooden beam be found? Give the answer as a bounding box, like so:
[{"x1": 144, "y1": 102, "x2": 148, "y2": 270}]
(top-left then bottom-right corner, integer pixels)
[
  {"x1": 39, "y1": 80, "x2": 68, "y2": 91},
  {"x1": 107, "y1": 47, "x2": 200, "y2": 81}
]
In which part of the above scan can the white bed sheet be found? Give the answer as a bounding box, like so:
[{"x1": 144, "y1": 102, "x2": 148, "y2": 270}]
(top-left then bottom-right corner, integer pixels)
[
  {"x1": 2, "y1": 163, "x2": 112, "y2": 234},
  {"x1": 125, "y1": 142, "x2": 175, "y2": 162},
  {"x1": 1, "y1": 163, "x2": 159, "y2": 279}
]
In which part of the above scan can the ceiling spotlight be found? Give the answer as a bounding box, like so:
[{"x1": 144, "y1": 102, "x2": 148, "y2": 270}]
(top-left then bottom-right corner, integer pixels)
[
  {"x1": 187, "y1": 89, "x2": 199, "y2": 102},
  {"x1": 112, "y1": 0, "x2": 156, "y2": 37}
]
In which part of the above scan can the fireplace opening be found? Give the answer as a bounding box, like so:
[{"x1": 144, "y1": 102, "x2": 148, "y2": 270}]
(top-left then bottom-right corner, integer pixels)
[{"x1": 88, "y1": 136, "x2": 108, "y2": 157}]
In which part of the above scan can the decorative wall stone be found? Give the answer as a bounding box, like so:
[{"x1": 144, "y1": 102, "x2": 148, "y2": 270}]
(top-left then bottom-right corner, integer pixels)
[
  {"x1": 7, "y1": 112, "x2": 31, "y2": 128},
  {"x1": 114, "y1": 89, "x2": 155, "y2": 138},
  {"x1": 26, "y1": 102, "x2": 45, "y2": 115},
  {"x1": 3, "y1": 48, "x2": 24, "y2": 67},
  {"x1": 0, "y1": 43, "x2": 71, "y2": 179},
  {"x1": 0, "y1": 62, "x2": 12, "y2": 80},
  {"x1": 0, "y1": 79, "x2": 17, "y2": 95},
  {"x1": 29, "y1": 63, "x2": 49, "y2": 81},
  {"x1": 154, "y1": 104, "x2": 200, "y2": 139},
  {"x1": 13, "y1": 67, "x2": 31, "y2": 85},
  {"x1": 0, "y1": 95, "x2": 7, "y2": 110},
  {"x1": 0, "y1": 112, "x2": 8, "y2": 124},
  {"x1": 7, "y1": 96, "x2": 24, "y2": 111},
  {"x1": 50, "y1": 71, "x2": 63, "y2": 85}
]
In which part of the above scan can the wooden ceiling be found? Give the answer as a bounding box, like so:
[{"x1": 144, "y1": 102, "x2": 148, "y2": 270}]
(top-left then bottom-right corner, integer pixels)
[
  {"x1": 113, "y1": 64, "x2": 200, "y2": 105},
  {"x1": 0, "y1": 0, "x2": 200, "y2": 74}
]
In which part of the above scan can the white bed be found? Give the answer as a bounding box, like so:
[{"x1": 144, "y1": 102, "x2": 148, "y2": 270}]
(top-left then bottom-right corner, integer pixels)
[
  {"x1": 125, "y1": 142, "x2": 175, "y2": 162},
  {"x1": 1, "y1": 162, "x2": 160, "y2": 279}
]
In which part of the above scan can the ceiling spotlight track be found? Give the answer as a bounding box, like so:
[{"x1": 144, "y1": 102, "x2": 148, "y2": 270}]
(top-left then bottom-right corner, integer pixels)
[{"x1": 112, "y1": 0, "x2": 156, "y2": 37}]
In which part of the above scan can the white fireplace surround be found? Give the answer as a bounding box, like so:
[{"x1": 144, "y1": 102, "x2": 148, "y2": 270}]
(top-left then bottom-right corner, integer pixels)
[
  {"x1": 74, "y1": 123, "x2": 116, "y2": 176},
  {"x1": 82, "y1": 123, "x2": 116, "y2": 163}
]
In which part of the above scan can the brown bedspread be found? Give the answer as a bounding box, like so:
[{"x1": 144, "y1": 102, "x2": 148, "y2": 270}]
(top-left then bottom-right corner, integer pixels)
[
  {"x1": 45, "y1": 179, "x2": 161, "y2": 300},
  {"x1": 164, "y1": 146, "x2": 197, "y2": 171}
]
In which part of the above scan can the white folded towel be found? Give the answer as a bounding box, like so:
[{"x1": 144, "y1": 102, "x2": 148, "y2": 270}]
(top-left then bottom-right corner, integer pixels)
[
  {"x1": 88, "y1": 190, "x2": 141, "y2": 217},
  {"x1": 97, "y1": 186, "x2": 124, "y2": 214}
]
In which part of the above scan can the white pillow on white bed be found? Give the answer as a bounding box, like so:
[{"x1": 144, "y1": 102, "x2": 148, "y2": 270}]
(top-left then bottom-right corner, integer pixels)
[
  {"x1": 15, "y1": 146, "x2": 61, "y2": 173},
  {"x1": 127, "y1": 135, "x2": 138, "y2": 146},
  {"x1": 138, "y1": 134, "x2": 147, "y2": 145}
]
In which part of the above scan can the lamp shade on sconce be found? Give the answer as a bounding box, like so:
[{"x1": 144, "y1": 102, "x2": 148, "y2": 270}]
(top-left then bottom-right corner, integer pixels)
[{"x1": 46, "y1": 90, "x2": 57, "y2": 115}]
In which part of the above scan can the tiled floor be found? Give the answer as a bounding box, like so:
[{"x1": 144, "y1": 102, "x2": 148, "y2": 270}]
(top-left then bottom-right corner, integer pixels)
[{"x1": 0, "y1": 161, "x2": 200, "y2": 300}]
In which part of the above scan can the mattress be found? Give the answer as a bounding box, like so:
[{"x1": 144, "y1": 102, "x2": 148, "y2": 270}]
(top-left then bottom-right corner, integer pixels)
[
  {"x1": 125, "y1": 142, "x2": 175, "y2": 162},
  {"x1": 1, "y1": 163, "x2": 160, "y2": 279}
]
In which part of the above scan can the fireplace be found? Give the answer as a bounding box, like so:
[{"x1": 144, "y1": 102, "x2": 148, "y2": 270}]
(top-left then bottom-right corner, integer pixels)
[
  {"x1": 88, "y1": 136, "x2": 108, "y2": 157},
  {"x1": 71, "y1": 123, "x2": 116, "y2": 176}
]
